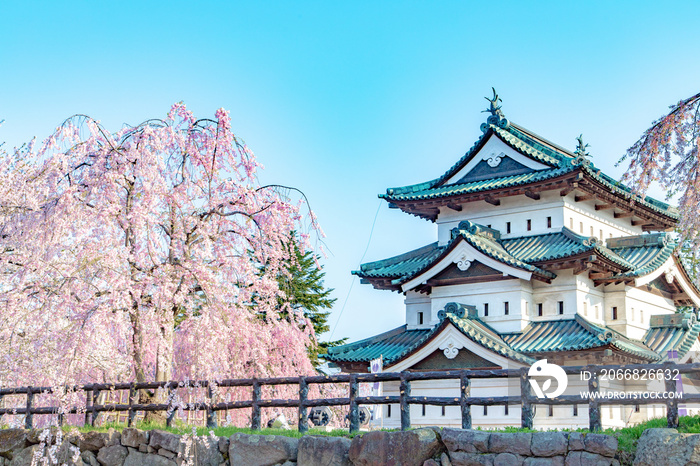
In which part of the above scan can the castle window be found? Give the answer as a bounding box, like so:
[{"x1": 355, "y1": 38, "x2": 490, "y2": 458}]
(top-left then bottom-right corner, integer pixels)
[
  {"x1": 547, "y1": 216, "x2": 552, "y2": 228},
  {"x1": 548, "y1": 405, "x2": 554, "y2": 417},
  {"x1": 505, "y1": 404, "x2": 509, "y2": 415},
  {"x1": 580, "y1": 222, "x2": 584, "y2": 233},
  {"x1": 422, "y1": 404, "x2": 426, "y2": 416},
  {"x1": 573, "y1": 405, "x2": 578, "y2": 416},
  {"x1": 595, "y1": 306, "x2": 599, "y2": 319},
  {"x1": 441, "y1": 406, "x2": 446, "y2": 416},
  {"x1": 635, "y1": 404, "x2": 640, "y2": 413},
  {"x1": 640, "y1": 310, "x2": 644, "y2": 322},
  {"x1": 506, "y1": 222, "x2": 511, "y2": 234},
  {"x1": 387, "y1": 405, "x2": 391, "y2": 418},
  {"x1": 538, "y1": 303, "x2": 543, "y2": 316},
  {"x1": 527, "y1": 219, "x2": 532, "y2": 231},
  {"x1": 612, "y1": 307, "x2": 618, "y2": 320},
  {"x1": 600, "y1": 229, "x2": 603, "y2": 239},
  {"x1": 558, "y1": 301, "x2": 564, "y2": 314},
  {"x1": 418, "y1": 312, "x2": 424, "y2": 325},
  {"x1": 583, "y1": 302, "x2": 588, "y2": 316},
  {"x1": 484, "y1": 303, "x2": 489, "y2": 316},
  {"x1": 570, "y1": 218, "x2": 574, "y2": 229},
  {"x1": 504, "y1": 302, "x2": 509, "y2": 315},
  {"x1": 483, "y1": 405, "x2": 488, "y2": 416},
  {"x1": 590, "y1": 226, "x2": 594, "y2": 237}
]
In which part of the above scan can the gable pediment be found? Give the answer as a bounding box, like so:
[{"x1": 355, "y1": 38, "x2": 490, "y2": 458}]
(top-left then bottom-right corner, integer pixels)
[
  {"x1": 443, "y1": 133, "x2": 550, "y2": 186},
  {"x1": 412, "y1": 347, "x2": 498, "y2": 370},
  {"x1": 401, "y1": 239, "x2": 531, "y2": 292},
  {"x1": 427, "y1": 261, "x2": 512, "y2": 286}
]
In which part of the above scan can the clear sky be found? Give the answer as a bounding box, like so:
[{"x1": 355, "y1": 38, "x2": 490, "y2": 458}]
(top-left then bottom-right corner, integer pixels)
[{"x1": 2, "y1": 1, "x2": 700, "y2": 345}]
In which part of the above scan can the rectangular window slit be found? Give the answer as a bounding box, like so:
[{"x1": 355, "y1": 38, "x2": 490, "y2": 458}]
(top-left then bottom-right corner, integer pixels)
[
  {"x1": 558, "y1": 301, "x2": 564, "y2": 315},
  {"x1": 538, "y1": 303, "x2": 543, "y2": 317},
  {"x1": 547, "y1": 217, "x2": 552, "y2": 228},
  {"x1": 441, "y1": 406, "x2": 446, "y2": 416},
  {"x1": 506, "y1": 222, "x2": 511, "y2": 234},
  {"x1": 612, "y1": 307, "x2": 618, "y2": 320},
  {"x1": 504, "y1": 302, "x2": 509, "y2": 315},
  {"x1": 418, "y1": 312, "x2": 423, "y2": 325},
  {"x1": 527, "y1": 219, "x2": 532, "y2": 231}
]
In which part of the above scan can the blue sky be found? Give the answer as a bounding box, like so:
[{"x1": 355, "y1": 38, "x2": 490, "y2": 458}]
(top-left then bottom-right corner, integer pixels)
[{"x1": 2, "y1": 1, "x2": 700, "y2": 344}]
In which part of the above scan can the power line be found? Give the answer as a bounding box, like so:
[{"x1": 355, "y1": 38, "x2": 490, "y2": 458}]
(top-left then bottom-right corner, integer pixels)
[{"x1": 330, "y1": 200, "x2": 382, "y2": 340}]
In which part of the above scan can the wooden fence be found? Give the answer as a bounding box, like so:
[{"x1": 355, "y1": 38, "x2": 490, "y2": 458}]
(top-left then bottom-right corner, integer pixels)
[{"x1": 0, "y1": 362, "x2": 697, "y2": 432}]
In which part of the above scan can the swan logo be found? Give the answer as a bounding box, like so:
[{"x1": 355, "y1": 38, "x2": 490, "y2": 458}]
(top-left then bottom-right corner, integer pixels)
[{"x1": 528, "y1": 359, "x2": 568, "y2": 399}]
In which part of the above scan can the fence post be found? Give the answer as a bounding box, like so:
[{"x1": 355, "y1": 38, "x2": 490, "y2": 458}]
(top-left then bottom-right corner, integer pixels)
[
  {"x1": 400, "y1": 374, "x2": 411, "y2": 431},
  {"x1": 25, "y1": 388, "x2": 34, "y2": 429},
  {"x1": 251, "y1": 381, "x2": 261, "y2": 430},
  {"x1": 84, "y1": 389, "x2": 93, "y2": 426},
  {"x1": 520, "y1": 368, "x2": 533, "y2": 429},
  {"x1": 128, "y1": 383, "x2": 136, "y2": 427},
  {"x1": 91, "y1": 389, "x2": 100, "y2": 427},
  {"x1": 298, "y1": 377, "x2": 308, "y2": 434},
  {"x1": 348, "y1": 374, "x2": 359, "y2": 433},
  {"x1": 166, "y1": 385, "x2": 176, "y2": 428},
  {"x1": 665, "y1": 363, "x2": 679, "y2": 428},
  {"x1": 207, "y1": 384, "x2": 218, "y2": 429},
  {"x1": 587, "y1": 366, "x2": 601, "y2": 431},
  {"x1": 460, "y1": 371, "x2": 471, "y2": 429}
]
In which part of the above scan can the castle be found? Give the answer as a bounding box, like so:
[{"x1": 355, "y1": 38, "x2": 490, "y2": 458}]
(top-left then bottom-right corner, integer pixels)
[{"x1": 326, "y1": 92, "x2": 700, "y2": 429}]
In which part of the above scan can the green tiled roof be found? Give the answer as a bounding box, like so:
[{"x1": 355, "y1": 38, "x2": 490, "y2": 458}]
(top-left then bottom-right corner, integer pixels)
[
  {"x1": 501, "y1": 228, "x2": 634, "y2": 270},
  {"x1": 326, "y1": 304, "x2": 536, "y2": 366},
  {"x1": 380, "y1": 120, "x2": 678, "y2": 220},
  {"x1": 644, "y1": 314, "x2": 700, "y2": 360},
  {"x1": 354, "y1": 221, "x2": 556, "y2": 287},
  {"x1": 325, "y1": 325, "x2": 432, "y2": 366},
  {"x1": 606, "y1": 233, "x2": 677, "y2": 278},
  {"x1": 328, "y1": 307, "x2": 662, "y2": 367},
  {"x1": 502, "y1": 314, "x2": 661, "y2": 361}
]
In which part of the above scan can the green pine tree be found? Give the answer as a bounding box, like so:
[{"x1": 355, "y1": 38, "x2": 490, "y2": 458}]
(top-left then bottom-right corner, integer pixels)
[{"x1": 276, "y1": 239, "x2": 345, "y2": 367}]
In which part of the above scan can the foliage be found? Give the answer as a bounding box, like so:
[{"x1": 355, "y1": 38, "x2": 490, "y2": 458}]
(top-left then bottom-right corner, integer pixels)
[
  {"x1": 619, "y1": 92, "x2": 700, "y2": 249},
  {"x1": 0, "y1": 104, "x2": 321, "y2": 414},
  {"x1": 275, "y1": 238, "x2": 345, "y2": 366}
]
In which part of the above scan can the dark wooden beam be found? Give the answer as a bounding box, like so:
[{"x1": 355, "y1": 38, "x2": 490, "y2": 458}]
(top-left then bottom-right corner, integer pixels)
[
  {"x1": 594, "y1": 203, "x2": 614, "y2": 211},
  {"x1": 484, "y1": 196, "x2": 500, "y2": 206},
  {"x1": 560, "y1": 182, "x2": 578, "y2": 197},
  {"x1": 614, "y1": 211, "x2": 633, "y2": 218},
  {"x1": 524, "y1": 189, "x2": 540, "y2": 201},
  {"x1": 446, "y1": 203, "x2": 462, "y2": 212},
  {"x1": 589, "y1": 272, "x2": 613, "y2": 280},
  {"x1": 575, "y1": 194, "x2": 595, "y2": 202},
  {"x1": 631, "y1": 219, "x2": 646, "y2": 226}
]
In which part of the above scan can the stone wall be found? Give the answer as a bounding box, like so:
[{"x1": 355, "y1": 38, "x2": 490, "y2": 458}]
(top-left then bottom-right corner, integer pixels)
[{"x1": 0, "y1": 426, "x2": 627, "y2": 466}]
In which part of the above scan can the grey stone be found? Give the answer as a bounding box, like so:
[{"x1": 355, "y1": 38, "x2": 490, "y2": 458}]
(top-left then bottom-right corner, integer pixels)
[
  {"x1": 348, "y1": 428, "x2": 445, "y2": 466},
  {"x1": 137, "y1": 445, "x2": 148, "y2": 453},
  {"x1": 9, "y1": 445, "x2": 41, "y2": 466},
  {"x1": 442, "y1": 429, "x2": 490, "y2": 454},
  {"x1": 530, "y1": 433, "x2": 568, "y2": 457},
  {"x1": 229, "y1": 433, "x2": 298, "y2": 466},
  {"x1": 121, "y1": 429, "x2": 149, "y2": 448},
  {"x1": 583, "y1": 435, "x2": 617, "y2": 458},
  {"x1": 179, "y1": 436, "x2": 224, "y2": 466},
  {"x1": 494, "y1": 452, "x2": 524, "y2": 466},
  {"x1": 565, "y1": 451, "x2": 582, "y2": 466},
  {"x1": 218, "y1": 437, "x2": 229, "y2": 455},
  {"x1": 97, "y1": 444, "x2": 128, "y2": 466},
  {"x1": 159, "y1": 448, "x2": 177, "y2": 459},
  {"x1": 26, "y1": 427, "x2": 59, "y2": 445},
  {"x1": 424, "y1": 460, "x2": 440, "y2": 466},
  {"x1": 149, "y1": 430, "x2": 181, "y2": 454},
  {"x1": 490, "y1": 433, "x2": 532, "y2": 456},
  {"x1": 0, "y1": 430, "x2": 27, "y2": 458},
  {"x1": 567, "y1": 434, "x2": 585, "y2": 452},
  {"x1": 579, "y1": 452, "x2": 613, "y2": 466},
  {"x1": 442, "y1": 452, "x2": 453, "y2": 466},
  {"x1": 448, "y1": 452, "x2": 495, "y2": 466},
  {"x1": 81, "y1": 450, "x2": 100, "y2": 466},
  {"x1": 297, "y1": 436, "x2": 351, "y2": 466},
  {"x1": 123, "y1": 449, "x2": 176, "y2": 466},
  {"x1": 522, "y1": 457, "x2": 564, "y2": 466},
  {"x1": 76, "y1": 430, "x2": 121, "y2": 452},
  {"x1": 633, "y1": 428, "x2": 700, "y2": 466}
]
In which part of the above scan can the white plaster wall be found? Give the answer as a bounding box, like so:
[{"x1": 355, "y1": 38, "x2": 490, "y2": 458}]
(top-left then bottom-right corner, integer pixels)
[
  {"x1": 405, "y1": 291, "x2": 431, "y2": 330},
  {"x1": 563, "y1": 193, "x2": 642, "y2": 239},
  {"x1": 436, "y1": 191, "x2": 564, "y2": 245},
  {"x1": 429, "y1": 280, "x2": 533, "y2": 333}
]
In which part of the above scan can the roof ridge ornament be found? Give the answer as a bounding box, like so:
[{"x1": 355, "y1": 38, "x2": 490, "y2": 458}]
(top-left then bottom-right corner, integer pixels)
[
  {"x1": 573, "y1": 134, "x2": 591, "y2": 166},
  {"x1": 480, "y1": 88, "x2": 510, "y2": 133}
]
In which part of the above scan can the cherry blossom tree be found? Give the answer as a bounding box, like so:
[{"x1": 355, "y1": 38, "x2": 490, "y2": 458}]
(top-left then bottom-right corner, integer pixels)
[
  {"x1": 0, "y1": 104, "x2": 321, "y2": 421},
  {"x1": 620, "y1": 92, "x2": 700, "y2": 246}
]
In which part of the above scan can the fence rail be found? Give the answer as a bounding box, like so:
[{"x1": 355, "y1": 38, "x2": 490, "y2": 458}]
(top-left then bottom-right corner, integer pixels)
[{"x1": 1, "y1": 362, "x2": 698, "y2": 432}]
